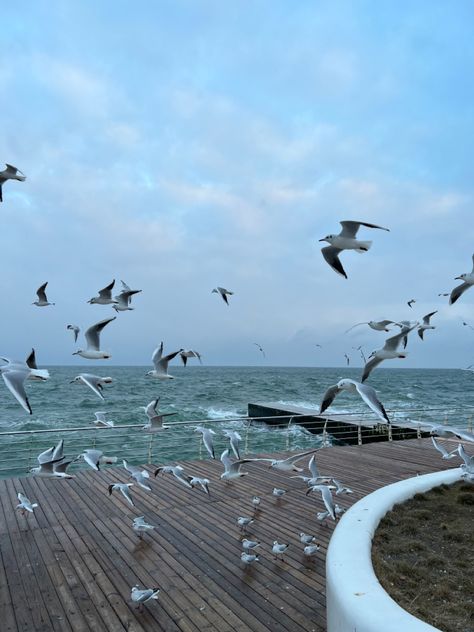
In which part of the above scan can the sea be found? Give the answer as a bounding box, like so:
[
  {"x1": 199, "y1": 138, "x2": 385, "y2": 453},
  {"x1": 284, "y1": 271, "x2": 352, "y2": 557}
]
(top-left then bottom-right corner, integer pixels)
[{"x1": 0, "y1": 366, "x2": 473, "y2": 477}]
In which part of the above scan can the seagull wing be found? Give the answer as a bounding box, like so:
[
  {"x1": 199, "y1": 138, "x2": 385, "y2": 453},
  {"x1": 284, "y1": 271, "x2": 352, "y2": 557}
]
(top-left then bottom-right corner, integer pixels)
[
  {"x1": 84, "y1": 317, "x2": 116, "y2": 351},
  {"x1": 319, "y1": 384, "x2": 340, "y2": 414},
  {"x1": 383, "y1": 324, "x2": 417, "y2": 351},
  {"x1": 340, "y1": 220, "x2": 389, "y2": 237},
  {"x1": 361, "y1": 356, "x2": 383, "y2": 383},
  {"x1": 2, "y1": 369, "x2": 32, "y2": 414},
  {"x1": 36, "y1": 282, "x2": 48, "y2": 302},
  {"x1": 321, "y1": 246, "x2": 347, "y2": 278},
  {"x1": 320, "y1": 486, "x2": 336, "y2": 519},
  {"x1": 423, "y1": 311, "x2": 437, "y2": 325},
  {"x1": 98, "y1": 280, "x2": 115, "y2": 299},
  {"x1": 431, "y1": 436, "x2": 447, "y2": 456},
  {"x1": 79, "y1": 375, "x2": 104, "y2": 399},
  {"x1": 308, "y1": 455, "x2": 320, "y2": 478},
  {"x1": 151, "y1": 342, "x2": 164, "y2": 367},
  {"x1": 355, "y1": 382, "x2": 390, "y2": 422},
  {"x1": 449, "y1": 282, "x2": 471, "y2": 305},
  {"x1": 26, "y1": 348, "x2": 37, "y2": 369},
  {"x1": 283, "y1": 449, "x2": 321, "y2": 465}
]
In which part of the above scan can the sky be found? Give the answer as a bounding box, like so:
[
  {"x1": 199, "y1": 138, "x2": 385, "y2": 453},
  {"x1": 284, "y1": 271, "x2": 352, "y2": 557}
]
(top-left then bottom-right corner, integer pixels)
[{"x1": 1, "y1": 0, "x2": 474, "y2": 367}]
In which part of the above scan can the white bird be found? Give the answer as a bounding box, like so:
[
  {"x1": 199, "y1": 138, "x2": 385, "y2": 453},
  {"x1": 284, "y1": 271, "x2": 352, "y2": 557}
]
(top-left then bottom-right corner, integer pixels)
[
  {"x1": 237, "y1": 516, "x2": 254, "y2": 531},
  {"x1": 195, "y1": 426, "x2": 216, "y2": 459},
  {"x1": 189, "y1": 476, "x2": 210, "y2": 494},
  {"x1": 251, "y1": 495, "x2": 261, "y2": 509},
  {"x1": 132, "y1": 516, "x2": 156, "y2": 537},
  {"x1": 92, "y1": 411, "x2": 115, "y2": 427},
  {"x1": 180, "y1": 350, "x2": 202, "y2": 366},
  {"x1": 212, "y1": 286, "x2": 234, "y2": 305},
  {"x1": 0, "y1": 357, "x2": 49, "y2": 414},
  {"x1": 88, "y1": 280, "x2": 118, "y2": 305},
  {"x1": 361, "y1": 323, "x2": 418, "y2": 382},
  {"x1": 73, "y1": 317, "x2": 116, "y2": 360},
  {"x1": 320, "y1": 379, "x2": 390, "y2": 423},
  {"x1": 449, "y1": 254, "x2": 474, "y2": 305},
  {"x1": 303, "y1": 544, "x2": 321, "y2": 557},
  {"x1": 37, "y1": 439, "x2": 64, "y2": 465},
  {"x1": 67, "y1": 324, "x2": 80, "y2": 342},
  {"x1": 344, "y1": 319, "x2": 400, "y2": 334},
  {"x1": 332, "y1": 479, "x2": 353, "y2": 495},
  {"x1": 458, "y1": 444, "x2": 474, "y2": 479},
  {"x1": 108, "y1": 483, "x2": 134, "y2": 506},
  {"x1": 0, "y1": 163, "x2": 26, "y2": 202},
  {"x1": 408, "y1": 421, "x2": 474, "y2": 443},
  {"x1": 123, "y1": 460, "x2": 152, "y2": 491},
  {"x1": 147, "y1": 342, "x2": 183, "y2": 379},
  {"x1": 32, "y1": 282, "x2": 55, "y2": 307},
  {"x1": 112, "y1": 288, "x2": 142, "y2": 312},
  {"x1": 256, "y1": 449, "x2": 321, "y2": 473},
  {"x1": 272, "y1": 488, "x2": 286, "y2": 498},
  {"x1": 431, "y1": 436, "x2": 459, "y2": 459},
  {"x1": 30, "y1": 457, "x2": 72, "y2": 478},
  {"x1": 300, "y1": 533, "x2": 318, "y2": 545},
  {"x1": 220, "y1": 449, "x2": 254, "y2": 481},
  {"x1": 272, "y1": 541, "x2": 289, "y2": 560},
  {"x1": 81, "y1": 449, "x2": 107, "y2": 471},
  {"x1": 242, "y1": 538, "x2": 261, "y2": 551},
  {"x1": 223, "y1": 429, "x2": 242, "y2": 459},
  {"x1": 418, "y1": 311, "x2": 437, "y2": 340},
  {"x1": 142, "y1": 397, "x2": 176, "y2": 432},
  {"x1": 16, "y1": 492, "x2": 38, "y2": 515},
  {"x1": 131, "y1": 586, "x2": 160, "y2": 609},
  {"x1": 154, "y1": 464, "x2": 193, "y2": 489},
  {"x1": 319, "y1": 220, "x2": 390, "y2": 279},
  {"x1": 306, "y1": 484, "x2": 337, "y2": 520},
  {"x1": 241, "y1": 552, "x2": 259, "y2": 565},
  {"x1": 70, "y1": 374, "x2": 113, "y2": 400}
]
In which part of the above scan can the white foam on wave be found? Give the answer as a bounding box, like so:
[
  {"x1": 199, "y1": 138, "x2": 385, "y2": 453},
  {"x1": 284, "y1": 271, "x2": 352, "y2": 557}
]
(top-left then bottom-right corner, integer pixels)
[{"x1": 205, "y1": 407, "x2": 245, "y2": 420}]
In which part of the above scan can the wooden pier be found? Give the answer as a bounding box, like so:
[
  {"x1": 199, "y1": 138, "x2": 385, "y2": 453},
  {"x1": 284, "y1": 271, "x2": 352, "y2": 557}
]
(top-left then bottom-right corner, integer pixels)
[{"x1": 0, "y1": 438, "x2": 458, "y2": 631}]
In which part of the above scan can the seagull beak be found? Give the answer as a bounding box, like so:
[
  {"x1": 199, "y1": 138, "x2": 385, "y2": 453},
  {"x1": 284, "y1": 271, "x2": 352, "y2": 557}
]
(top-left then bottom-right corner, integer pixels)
[
  {"x1": 318, "y1": 238, "x2": 326, "y2": 242},
  {"x1": 455, "y1": 276, "x2": 462, "y2": 280}
]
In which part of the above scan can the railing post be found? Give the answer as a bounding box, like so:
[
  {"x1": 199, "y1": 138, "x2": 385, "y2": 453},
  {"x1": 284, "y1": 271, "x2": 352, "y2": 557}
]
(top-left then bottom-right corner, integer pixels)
[
  {"x1": 388, "y1": 423, "x2": 393, "y2": 442},
  {"x1": 286, "y1": 416, "x2": 294, "y2": 451},
  {"x1": 443, "y1": 412, "x2": 448, "y2": 426},
  {"x1": 147, "y1": 433, "x2": 154, "y2": 464},
  {"x1": 244, "y1": 420, "x2": 251, "y2": 455},
  {"x1": 468, "y1": 414, "x2": 473, "y2": 433},
  {"x1": 417, "y1": 423, "x2": 421, "y2": 440},
  {"x1": 26, "y1": 434, "x2": 34, "y2": 473},
  {"x1": 322, "y1": 418, "x2": 328, "y2": 447},
  {"x1": 357, "y1": 423, "x2": 362, "y2": 446}
]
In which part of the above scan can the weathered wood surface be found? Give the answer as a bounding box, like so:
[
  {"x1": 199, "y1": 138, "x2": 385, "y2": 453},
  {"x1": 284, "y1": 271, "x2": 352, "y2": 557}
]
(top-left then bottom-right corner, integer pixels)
[{"x1": 0, "y1": 438, "x2": 459, "y2": 631}]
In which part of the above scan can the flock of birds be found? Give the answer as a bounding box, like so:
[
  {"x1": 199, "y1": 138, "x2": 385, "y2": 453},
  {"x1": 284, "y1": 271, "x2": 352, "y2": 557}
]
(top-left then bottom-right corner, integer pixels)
[{"x1": 2, "y1": 168, "x2": 474, "y2": 612}]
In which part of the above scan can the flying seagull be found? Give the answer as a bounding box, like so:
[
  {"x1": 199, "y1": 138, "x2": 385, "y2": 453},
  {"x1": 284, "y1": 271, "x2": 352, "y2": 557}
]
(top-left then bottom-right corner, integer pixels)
[
  {"x1": 344, "y1": 320, "x2": 400, "y2": 334},
  {"x1": 449, "y1": 254, "x2": 474, "y2": 305},
  {"x1": 418, "y1": 311, "x2": 437, "y2": 340},
  {"x1": 0, "y1": 357, "x2": 49, "y2": 414},
  {"x1": 67, "y1": 324, "x2": 80, "y2": 342},
  {"x1": 320, "y1": 378, "x2": 390, "y2": 423},
  {"x1": 253, "y1": 343, "x2": 266, "y2": 358},
  {"x1": 361, "y1": 323, "x2": 417, "y2": 382},
  {"x1": 88, "y1": 280, "x2": 118, "y2": 305},
  {"x1": 72, "y1": 317, "x2": 116, "y2": 359},
  {"x1": 319, "y1": 220, "x2": 389, "y2": 279},
  {"x1": 180, "y1": 350, "x2": 202, "y2": 366},
  {"x1": 147, "y1": 342, "x2": 183, "y2": 379},
  {"x1": 142, "y1": 397, "x2": 177, "y2": 432},
  {"x1": 112, "y1": 288, "x2": 142, "y2": 312},
  {"x1": 32, "y1": 282, "x2": 55, "y2": 307},
  {"x1": 212, "y1": 287, "x2": 234, "y2": 305},
  {"x1": 0, "y1": 164, "x2": 26, "y2": 202},
  {"x1": 69, "y1": 374, "x2": 113, "y2": 400},
  {"x1": 407, "y1": 299, "x2": 416, "y2": 308}
]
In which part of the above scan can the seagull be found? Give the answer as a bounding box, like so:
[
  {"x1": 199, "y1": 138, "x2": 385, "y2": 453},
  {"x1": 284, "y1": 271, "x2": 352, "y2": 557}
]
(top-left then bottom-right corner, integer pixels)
[
  {"x1": 407, "y1": 299, "x2": 416, "y2": 308},
  {"x1": 16, "y1": 492, "x2": 38, "y2": 515},
  {"x1": 272, "y1": 488, "x2": 286, "y2": 498},
  {"x1": 353, "y1": 345, "x2": 367, "y2": 363},
  {"x1": 418, "y1": 311, "x2": 437, "y2": 340},
  {"x1": 463, "y1": 321, "x2": 474, "y2": 330},
  {"x1": 92, "y1": 411, "x2": 115, "y2": 427},
  {"x1": 108, "y1": 483, "x2": 135, "y2": 506},
  {"x1": 319, "y1": 220, "x2": 390, "y2": 278},
  {"x1": 37, "y1": 439, "x2": 64, "y2": 465},
  {"x1": 212, "y1": 287, "x2": 234, "y2": 305},
  {"x1": 344, "y1": 353, "x2": 350, "y2": 366},
  {"x1": 88, "y1": 280, "x2": 118, "y2": 305},
  {"x1": 81, "y1": 449, "x2": 111, "y2": 471},
  {"x1": 300, "y1": 533, "x2": 318, "y2": 545},
  {"x1": 438, "y1": 292, "x2": 450, "y2": 297},
  {"x1": 131, "y1": 586, "x2": 160, "y2": 610},
  {"x1": 147, "y1": 342, "x2": 183, "y2": 379},
  {"x1": 344, "y1": 320, "x2": 400, "y2": 334},
  {"x1": 332, "y1": 479, "x2": 353, "y2": 495},
  {"x1": 123, "y1": 460, "x2": 152, "y2": 491},
  {"x1": 70, "y1": 374, "x2": 112, "y2": 400},
  {"x1": 237, "y1": 516, "x2": 254, "y2": 532},
  {"x1": 112, "y1": 288, "x2": 142, "y2": 312},
  {"x1": 0, "y1": 357, "x2": 49, "y2": 414},
  {"x1": 25, "y1": 349, "x2": 49, "y2": 380},
  {"x1": 67, "y1": 324, "x2": 80, "y2": 342},
  {"x1": 72, "y1": 317, "x2": 116, "y2": 359},
  {"x1": 142, "y1": 397, "x2": 176, "y2": 432},
  {"x1": 291, "y1": 454, "x2": 332, "y2": 486},
  {"x1": 223, "y1": 429, "x2": 242, "y2": 459},
  {"x1": 220, "y1": 450, "x2": 253, "y2": 481},
  {"x1": 242, "y1": 538, "x2": 261, "y2": 551},
  {"x1": 253, "y1": 343, "x2": 266, "y2": 358},
  {"x1": 241, "y1": 552, "x2": 259, "y2": 565},
  {"x1": 252, "y1": 496, "x2": 261, "y2": 510},
  {"x1": 180, "y1": 350, "x2": 202, "y2": 366},
  {"x1": 320, "y1": 379, "x2": 390, "y2": 423},
  {"x1": 361, "y1": 323, "x2": 418, "y2": 382},
  {"x1": 154, "y1": 464, "x2": 193, "y2": 489},
  {"x1": 406, "y1": 421, "x2": 474, "y2": 443},
  {"x1": 195, "y1": 426, "x2": 216, "y2": 459},
  {"x1": 449, "y1": 254, "x2": 474, "y2": 305},
  {"x1": 32, "y1": 282, "x2": 55, "y2": 307},
  {"x1": 458, "y1": 444, "x2": 474, "y2": 479},
  {"x1": 256, "y1": 449, "x2": 321, "y2": 472},
  {"x1": 306, "y1": 484, "x2": 337, "y2": 520},
  {"x1": 0, "y1": 163, "x2": 26, "y2": 201},
  {"x1": 317, "y1": 504, "x2": 345, "y2": 523},
  {"x1": 303, "y1": 544, "x2": 321, "y2": 557},
  {"x1": 189, "y1": 477, "x2": 210, "y2": 495},
  {"x1": 30, "y1": 456, "x2": 71, "y2": 478},
  {"x1": 132, "y1": 516, "x2": 156, "y2": 538},
  {"x1": 272, "y1": 541, "x2": 289, "y2": 560},
  {"x1": 431, "y1": 436, "x2": 458, "y2": 460}
]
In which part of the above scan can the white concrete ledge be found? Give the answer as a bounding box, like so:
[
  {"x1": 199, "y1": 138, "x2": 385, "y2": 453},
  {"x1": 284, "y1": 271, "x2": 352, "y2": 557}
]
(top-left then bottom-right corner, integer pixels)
[{"x1": 326, "y1": 467, "x2": 463, "y2": 632}]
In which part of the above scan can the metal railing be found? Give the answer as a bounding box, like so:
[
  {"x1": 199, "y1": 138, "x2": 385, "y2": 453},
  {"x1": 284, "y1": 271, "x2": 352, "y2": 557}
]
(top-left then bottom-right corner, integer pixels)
[{"x1": 0, "y1": 405, "x2": 471, "y2": 478}]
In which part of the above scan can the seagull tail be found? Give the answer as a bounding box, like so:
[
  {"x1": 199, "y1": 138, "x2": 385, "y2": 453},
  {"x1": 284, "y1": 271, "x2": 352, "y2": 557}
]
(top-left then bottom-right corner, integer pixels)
[
  {"x1": 355, "y1": 240, "x2": 372, "y2": 252},
  {"x1": 30, "y1": 369, "x2": 49, "y2": 380}
]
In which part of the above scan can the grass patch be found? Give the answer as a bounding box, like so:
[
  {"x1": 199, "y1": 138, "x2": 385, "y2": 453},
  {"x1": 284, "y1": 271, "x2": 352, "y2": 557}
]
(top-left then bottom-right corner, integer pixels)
[{"x1": 372, "y1": 481, "x2": 474, "y2": 632}]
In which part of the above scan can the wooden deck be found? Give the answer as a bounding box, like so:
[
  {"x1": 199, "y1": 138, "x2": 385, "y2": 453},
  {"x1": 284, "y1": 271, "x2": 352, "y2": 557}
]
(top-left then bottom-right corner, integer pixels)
[{"x1": 0, "y1": 438, "x2": 459, "y2": 632}]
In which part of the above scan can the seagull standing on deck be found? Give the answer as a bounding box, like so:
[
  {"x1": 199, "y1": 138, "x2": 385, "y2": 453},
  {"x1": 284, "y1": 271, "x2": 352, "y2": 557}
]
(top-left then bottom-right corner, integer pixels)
[
  {"x1": 147, "y1": 342, "x2": 183, "y2": 379},
  {"x1": 319, "y1": 220, "x2": 390, "y2": 279},
  {"x1": 32, "y1": 282, "x2": 55, "y2": 306},
  {"x1": 0, "y1": 164, "x2": 26, "y2": 202},
  {"x1": 449, "y1": 254, "x2": 474, "y2": 305},
  {"x1": 212, "y1": 287, "x2": 234, "y2": 305},
  {"x1": 73, "y1": 317, "x2": 116, "y2": 359}
]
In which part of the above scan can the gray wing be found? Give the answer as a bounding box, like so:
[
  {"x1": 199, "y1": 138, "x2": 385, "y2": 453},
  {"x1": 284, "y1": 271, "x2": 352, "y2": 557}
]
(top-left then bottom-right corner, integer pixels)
[
  {"x1": 423, "y1": 311, "x2": 437, "y2": 325},
  {"x1": 26, "y1": 348, "x2": 37, "y2": 369},
  {"x1": 383, "y1": 325, "x2": 416, "y2": 351},
  {"x1": 36, "y1": 282, "x2": 48, "y2": 302},
  {"x1": 285, "y1": 449, "x2": 320, "y2": 464},
  {"x1": 151, "y1": 342, "x2": 164, "y2": 367},
  {"x1": 308, "y1": 455, "x2": 319, "y2": 478},
  {"x1": 321, "y1": 246, "x2": 347, "y2": 278},
  {"x1": 98, "y1": 280, "x2": 115, "y2": 299},
  {"x1": 84, "y1": 317, "x2": 116, "y2": 350},
  {"x1": 319, "y1": 384, "x2": 340, "y2": 414},
  {"x1": 2, "y1": 370, "x2": 32, "y2": 414},
  {"x1": 320, "y1": 486, "x2": 336, "y2": 518},
  {"x1": 361, "y1": 356, "x2": 383, "y2": 383},
  {"x1": 80, "y1": 375, "x2": 104, "y2": 399},
  {"x1": 339, "y1": 220, "x2": 389, "y2": 238},
  {"x1": 158, "y1": 349, "x2": 182, "y2": 371},
  {"x1": 449, "y1": 282, "x2": 471, "y2": 305},
  {"x1": 355, "y1": 382, "x2": 390, "y2": 423}
]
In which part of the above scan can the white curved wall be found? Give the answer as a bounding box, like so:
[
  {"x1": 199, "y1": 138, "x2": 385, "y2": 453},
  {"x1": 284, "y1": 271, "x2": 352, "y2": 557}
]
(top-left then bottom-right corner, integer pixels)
[{"x1": 326, "y1": 467, "x2": 463, "y2": 632}]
